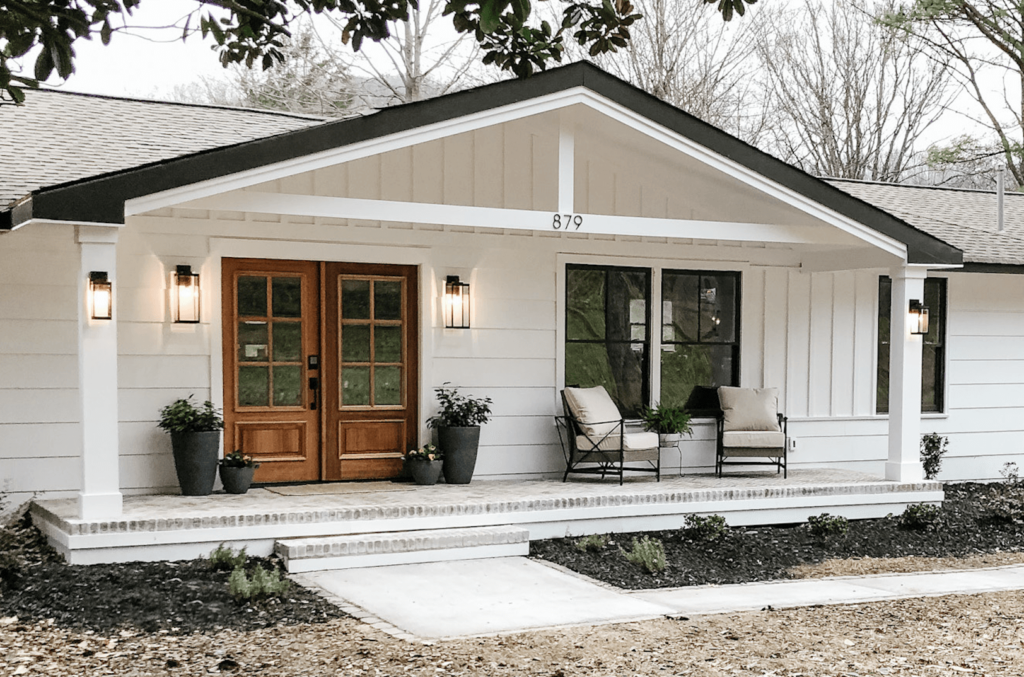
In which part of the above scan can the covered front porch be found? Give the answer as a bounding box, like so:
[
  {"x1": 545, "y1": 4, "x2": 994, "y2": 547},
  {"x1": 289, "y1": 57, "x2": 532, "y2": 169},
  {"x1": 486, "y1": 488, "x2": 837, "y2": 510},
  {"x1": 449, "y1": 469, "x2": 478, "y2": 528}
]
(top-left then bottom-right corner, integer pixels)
[{"x1": 32, "y1": 469, "x2": 942, "y2": 568}]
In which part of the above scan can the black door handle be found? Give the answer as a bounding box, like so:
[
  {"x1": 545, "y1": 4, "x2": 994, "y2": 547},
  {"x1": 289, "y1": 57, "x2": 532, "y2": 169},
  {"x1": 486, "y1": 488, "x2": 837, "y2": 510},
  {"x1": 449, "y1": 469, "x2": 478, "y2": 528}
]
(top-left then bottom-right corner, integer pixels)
[{"x1": 309, "y1": 377, "x2": 319, "y2": 410}]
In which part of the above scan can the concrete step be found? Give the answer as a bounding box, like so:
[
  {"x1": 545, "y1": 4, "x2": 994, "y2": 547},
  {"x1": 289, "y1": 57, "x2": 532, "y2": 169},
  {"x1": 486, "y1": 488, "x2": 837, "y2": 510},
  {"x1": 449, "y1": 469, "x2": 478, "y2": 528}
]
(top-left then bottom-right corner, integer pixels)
[{"x1": 275, "y1": 525, "x2": 530, "y2": 573}]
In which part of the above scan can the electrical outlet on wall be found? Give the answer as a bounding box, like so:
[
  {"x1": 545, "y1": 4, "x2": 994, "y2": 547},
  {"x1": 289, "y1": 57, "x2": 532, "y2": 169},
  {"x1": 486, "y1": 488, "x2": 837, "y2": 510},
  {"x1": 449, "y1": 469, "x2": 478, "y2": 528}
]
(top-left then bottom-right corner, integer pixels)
[{"x1": 789, "y1": 438, "x2": 797, "y2": 451}]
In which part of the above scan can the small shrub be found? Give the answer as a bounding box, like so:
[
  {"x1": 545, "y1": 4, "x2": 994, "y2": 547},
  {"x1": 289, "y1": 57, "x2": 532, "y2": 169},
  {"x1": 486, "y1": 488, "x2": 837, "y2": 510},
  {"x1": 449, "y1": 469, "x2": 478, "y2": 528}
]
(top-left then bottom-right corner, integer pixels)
[
  {"x1": 229, "y1": 564, "x2": 291, "y2": 602},
  {"x1": 573, "y1": 534, "x2": 609, "y2": 552},
  {"x1": 209, "y1": 543, "x2": 248, "y2": 571},
  {"x1": 982, "y1": 463, "x2": 1024, "y2": 523},
  {"x1": 898, "y1": 503, "x2": 941, "y2": 531},
  {"x1": 681, "y1": 514, "x2": 728, "y2": 542},
  {"x1": 920, "y1": 433, "x2": 949, "y2": 480},
  {"x1": 807, "y1": 513, "x2": 849, "y2": 538},
  {"x1": 620, "y1": 536, "x2": 667, "y2": 573}
]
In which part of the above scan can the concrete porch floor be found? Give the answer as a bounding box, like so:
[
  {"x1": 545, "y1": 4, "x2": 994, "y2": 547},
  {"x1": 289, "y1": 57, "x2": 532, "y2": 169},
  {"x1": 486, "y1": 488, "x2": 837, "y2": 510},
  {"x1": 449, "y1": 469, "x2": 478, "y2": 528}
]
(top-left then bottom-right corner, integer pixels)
[{"x1": 31, "y1": 468, "x2": 943, "y2": 565}]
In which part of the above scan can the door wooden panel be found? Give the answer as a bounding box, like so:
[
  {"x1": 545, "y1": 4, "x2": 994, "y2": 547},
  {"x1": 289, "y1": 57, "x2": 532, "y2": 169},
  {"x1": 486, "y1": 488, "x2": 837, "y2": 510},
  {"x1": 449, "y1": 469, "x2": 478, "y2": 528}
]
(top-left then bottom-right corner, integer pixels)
[
  {"x1": 324, "y1": 263, "x2": 418, "y2": 480},
  {"x1": 222, "y1": 258, "x2": 320, "y2": 483}
]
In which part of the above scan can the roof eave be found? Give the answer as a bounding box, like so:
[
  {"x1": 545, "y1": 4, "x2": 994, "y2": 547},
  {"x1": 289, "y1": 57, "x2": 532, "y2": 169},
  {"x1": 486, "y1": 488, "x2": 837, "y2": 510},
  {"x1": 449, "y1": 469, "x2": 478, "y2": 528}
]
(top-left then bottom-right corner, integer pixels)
[{"x1": 8, "y1": 62, "x2": 963, "y2": 265}]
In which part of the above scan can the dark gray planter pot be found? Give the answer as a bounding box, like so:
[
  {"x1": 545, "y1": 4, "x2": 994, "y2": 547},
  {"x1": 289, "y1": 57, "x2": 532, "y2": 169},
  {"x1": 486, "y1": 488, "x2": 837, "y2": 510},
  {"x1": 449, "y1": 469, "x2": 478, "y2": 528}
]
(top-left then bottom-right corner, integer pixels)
[
  {"x1": 407, "y1": 459, "x2": 443, "y2": 486},
  {"x1": 439, "y1": 426, "x2": 480, "y2": 484},
  {"x1": 170, "y1": 431, "x2": 221, "y2": 496},
  {"x1": 219, "y1": 465, "x2": 255, "y2": 494}
]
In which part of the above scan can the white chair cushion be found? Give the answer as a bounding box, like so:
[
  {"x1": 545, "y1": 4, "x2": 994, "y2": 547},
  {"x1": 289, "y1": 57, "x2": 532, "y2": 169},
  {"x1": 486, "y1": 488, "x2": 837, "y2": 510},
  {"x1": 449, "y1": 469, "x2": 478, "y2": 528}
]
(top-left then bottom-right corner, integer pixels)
[
  {"x1": 722, "y1": 430, "x2": 786, "y2": 448},
  {"x1": 564, "y1": 386, "x2": 622, "y2": 437},
  {"x1": 576, "y1": 431, "x2": 660, "y2": 451},
  {"x1": 718, "y1": 386, "x2": 781, "y2": 433}
]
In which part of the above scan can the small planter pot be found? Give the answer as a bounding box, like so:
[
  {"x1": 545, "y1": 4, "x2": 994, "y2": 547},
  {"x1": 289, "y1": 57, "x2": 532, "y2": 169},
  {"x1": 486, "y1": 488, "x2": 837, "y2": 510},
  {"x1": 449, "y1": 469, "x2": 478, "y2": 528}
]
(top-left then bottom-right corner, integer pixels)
[
  {"x1": 219, "y1": 465, "x2": 256, "y2": 494},
  {"x1": 170, "y1": 431, "x2": 221, "y2": 496},
  {"x1": 659, "y1": 433, "x2": 682, "y2": 447},
  {"x1": 407, "y1": 458, "x2": 443, "y2": 486},
  {"x1": 439, "y1": 426, "x2": 480, "y2": 485}
]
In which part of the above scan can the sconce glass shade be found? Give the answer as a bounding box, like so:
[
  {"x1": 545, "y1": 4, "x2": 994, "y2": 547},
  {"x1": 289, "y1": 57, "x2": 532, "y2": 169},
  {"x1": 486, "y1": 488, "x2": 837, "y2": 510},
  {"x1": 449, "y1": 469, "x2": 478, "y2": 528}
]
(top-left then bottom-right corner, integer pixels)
[
  {"x1": 444, "y1": 275, "x2": 470, "y2": 329},
  {"x1": 909, "y1": 299, "x2": 929, "y2": 335},
  {"x1": 173, "y1": 265, "x2": 201, "y2": 323},
  {"x1": 89, "y1": 271, "x2": 112, "y2": 320}
]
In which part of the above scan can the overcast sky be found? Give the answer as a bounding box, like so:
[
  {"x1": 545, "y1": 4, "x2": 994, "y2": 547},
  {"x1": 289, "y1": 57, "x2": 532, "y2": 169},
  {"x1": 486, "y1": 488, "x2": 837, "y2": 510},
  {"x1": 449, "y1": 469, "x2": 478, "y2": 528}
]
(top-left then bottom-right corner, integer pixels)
[{"x1": 54, "y1": 2, "x2": 235, "y2": 100}]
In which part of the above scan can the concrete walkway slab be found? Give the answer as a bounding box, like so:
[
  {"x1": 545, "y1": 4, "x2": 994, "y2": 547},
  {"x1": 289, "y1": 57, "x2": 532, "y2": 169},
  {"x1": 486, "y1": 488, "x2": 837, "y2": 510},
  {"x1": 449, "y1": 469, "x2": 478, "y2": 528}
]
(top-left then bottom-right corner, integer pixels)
[
  {"x1": 297, "y1": 559, "x2": 1024, "y2": 641},
  {"x1": 299, "y1": 557, "x2": 673, "y2": 639},
  {"x1": 629, "y1": 564, "x2": 1024, "y2": 617}
]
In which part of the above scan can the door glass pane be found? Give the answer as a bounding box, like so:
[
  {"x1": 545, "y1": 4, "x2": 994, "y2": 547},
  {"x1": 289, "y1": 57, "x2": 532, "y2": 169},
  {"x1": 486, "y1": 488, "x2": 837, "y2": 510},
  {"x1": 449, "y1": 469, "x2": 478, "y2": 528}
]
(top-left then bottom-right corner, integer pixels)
[
  {"x1": 273, "y1": 365, "x2": 302, "y2": 406},
  {"x1": 375, "y1": 280, "x2": 402, "y2": 320},
  {"x1": 662, "y1": 273, "x2": 699, "y2": 342},
  {"x1": 566, "y1": 268, "x2": 606, "y2": 341},
  {"x1": 375, "y1": 366, "x2": 402, "y2": 405},
  {"x1": 272, "y1": 277, "x2": 302, "y2": 318},
  {"x1": 237, "y1": 276, "x2": 267, "y2": 317},
  {"x1": 342, "y1": 325, "x2": 371, "y2": 363},
  {"x1": 238, "y1": 322, "x2": 268, "y2": 362},
  {"x1": 273, "y1": 322, "x2": 301, "y2": 362},
  {"x1": 238, "y1": 366, "x2": 269, "y2": 406},
  {"x1": 342, "y1": 279, "x2": 371, "y2": 319},
  {"x1": 375, "y1": 326, "x2": 402, "y2": 363},
  {"x1": 342, "y1": 366, "x2": 370, "y2": 405}
]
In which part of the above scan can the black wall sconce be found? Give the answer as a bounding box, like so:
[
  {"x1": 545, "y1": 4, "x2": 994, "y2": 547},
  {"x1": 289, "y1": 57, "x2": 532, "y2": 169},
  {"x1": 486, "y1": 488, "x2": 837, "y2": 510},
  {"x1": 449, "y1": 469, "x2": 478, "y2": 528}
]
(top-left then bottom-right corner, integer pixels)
[
  {"x1": 89, "y1": 272, "x2": 112, "y2": 320},
  {"x1": 909, "y1": 299, "x2": 929, "y2": 335},
  {"x1": 444, "y1": 275, "x2": 470, "y2": 329},
  {"x1": 173, "y1": 265, "x2": 201, "y2": 323}
]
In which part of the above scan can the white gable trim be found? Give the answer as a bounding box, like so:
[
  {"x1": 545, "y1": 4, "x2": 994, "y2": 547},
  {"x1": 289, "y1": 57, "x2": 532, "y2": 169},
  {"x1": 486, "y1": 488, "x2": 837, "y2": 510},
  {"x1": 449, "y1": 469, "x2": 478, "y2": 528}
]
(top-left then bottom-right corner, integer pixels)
[{"x1": 125, "y1": 88, "x2": 907, "y2": 259}]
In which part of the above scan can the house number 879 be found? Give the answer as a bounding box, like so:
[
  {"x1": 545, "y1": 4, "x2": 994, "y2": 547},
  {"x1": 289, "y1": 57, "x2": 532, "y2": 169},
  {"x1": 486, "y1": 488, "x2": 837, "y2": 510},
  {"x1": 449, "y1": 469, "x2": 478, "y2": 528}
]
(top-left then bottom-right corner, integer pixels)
[{"x1": 552, "y1": 214, "x2": 584, "y2": 230}]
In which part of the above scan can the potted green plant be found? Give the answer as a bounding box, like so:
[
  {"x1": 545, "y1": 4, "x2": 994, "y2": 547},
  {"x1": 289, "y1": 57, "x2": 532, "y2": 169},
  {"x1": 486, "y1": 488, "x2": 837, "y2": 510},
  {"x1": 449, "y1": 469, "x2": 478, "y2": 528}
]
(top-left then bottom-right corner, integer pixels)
[
  {"x1": 158, "y1": 396, "x2": 224, "y2": 496},
  {"x1": 219, "y1": 450, "x2": 260, "y2": 494},
  {"x1": 427, "y1": 384, "x2": 493, "y2": 484},
  {"x1": 405, "y1": 444, "x2": 443, "y2": 486},
  {"x1": 640, "y1": 403, "x2": 693, "y2": 447}
]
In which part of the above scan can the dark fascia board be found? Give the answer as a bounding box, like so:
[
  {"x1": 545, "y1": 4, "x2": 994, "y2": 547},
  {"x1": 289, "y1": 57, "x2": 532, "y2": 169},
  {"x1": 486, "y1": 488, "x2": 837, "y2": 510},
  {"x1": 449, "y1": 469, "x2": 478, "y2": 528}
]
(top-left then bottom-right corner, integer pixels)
[
  {"x1": 959, "y1": 262, "x2": 1024, "y2": 274},
  {"x1": 3, "y1": 62, "x2": 962, "y2": 265}
]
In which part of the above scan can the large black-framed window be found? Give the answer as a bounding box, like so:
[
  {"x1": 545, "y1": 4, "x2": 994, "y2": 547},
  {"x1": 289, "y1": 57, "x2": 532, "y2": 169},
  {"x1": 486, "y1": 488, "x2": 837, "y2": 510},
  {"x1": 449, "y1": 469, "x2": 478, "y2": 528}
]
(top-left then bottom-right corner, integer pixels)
[
  {"x1": 876, "y1": 276, "x2": 946, "y2": 414},
  {"x1": 565, "y1": 264, "x2": 650, "y2": 418},
  {"x1": 660, "y1": 270, "x2": 741, "y2": 414}
]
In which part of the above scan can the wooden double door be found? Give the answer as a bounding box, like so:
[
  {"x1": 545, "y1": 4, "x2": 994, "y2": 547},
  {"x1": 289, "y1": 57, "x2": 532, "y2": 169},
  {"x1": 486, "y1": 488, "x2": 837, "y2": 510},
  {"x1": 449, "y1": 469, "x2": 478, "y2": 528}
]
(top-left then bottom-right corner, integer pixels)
[{"x1": 222, "y1": 258, "x2": 418, "y2": 483}]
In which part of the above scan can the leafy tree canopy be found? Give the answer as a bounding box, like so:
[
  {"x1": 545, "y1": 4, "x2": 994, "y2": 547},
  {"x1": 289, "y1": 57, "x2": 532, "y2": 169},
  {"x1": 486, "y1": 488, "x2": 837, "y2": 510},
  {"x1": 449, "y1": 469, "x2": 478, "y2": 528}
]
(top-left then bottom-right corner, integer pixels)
[{"x1": 0, "y1": 0, "x2": 757, "y2": 104}]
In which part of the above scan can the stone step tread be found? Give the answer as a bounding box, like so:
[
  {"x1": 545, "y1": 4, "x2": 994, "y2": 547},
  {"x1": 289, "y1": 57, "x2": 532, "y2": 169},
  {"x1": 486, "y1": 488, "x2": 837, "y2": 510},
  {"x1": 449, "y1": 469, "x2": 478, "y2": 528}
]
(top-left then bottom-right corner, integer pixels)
[{"x1": 276, "y1": 525, "x2": 529, "y2": 560}]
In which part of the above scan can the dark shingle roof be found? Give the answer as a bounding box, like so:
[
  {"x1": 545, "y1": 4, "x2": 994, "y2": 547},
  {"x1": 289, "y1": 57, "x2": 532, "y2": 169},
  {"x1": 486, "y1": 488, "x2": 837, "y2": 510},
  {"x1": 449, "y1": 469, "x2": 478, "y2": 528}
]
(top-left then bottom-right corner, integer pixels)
[
  {"x1": 827, "y1": 179, "x2": 1024, "y2": 267},
  {"x1": 0, "y1": 89, "x2": 323, "y2": 208}
]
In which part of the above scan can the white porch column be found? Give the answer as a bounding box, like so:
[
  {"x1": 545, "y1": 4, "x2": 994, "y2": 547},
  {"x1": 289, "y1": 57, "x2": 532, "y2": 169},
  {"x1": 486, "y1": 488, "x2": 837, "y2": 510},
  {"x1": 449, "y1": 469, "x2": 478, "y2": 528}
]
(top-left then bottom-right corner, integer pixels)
[
  {"x1": 885, "y1": 266, "x2": 927, "y2": 482},
  {"x1": 76, "y1": 225, "x2": 123, "y2": 519}
]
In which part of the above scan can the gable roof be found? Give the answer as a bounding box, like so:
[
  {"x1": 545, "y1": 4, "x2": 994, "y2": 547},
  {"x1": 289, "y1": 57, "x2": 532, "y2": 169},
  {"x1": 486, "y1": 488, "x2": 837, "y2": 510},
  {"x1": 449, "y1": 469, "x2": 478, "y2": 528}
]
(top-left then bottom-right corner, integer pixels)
[
  {"x1": 0, "y1": 63, "x2": 961, "y2": 266},
  {"x1": 0, "y1": 89, "x2": 322, "y2": 209},
  {"x1": 828, "y1": 179, "x2": 1024, "y2": 269}
]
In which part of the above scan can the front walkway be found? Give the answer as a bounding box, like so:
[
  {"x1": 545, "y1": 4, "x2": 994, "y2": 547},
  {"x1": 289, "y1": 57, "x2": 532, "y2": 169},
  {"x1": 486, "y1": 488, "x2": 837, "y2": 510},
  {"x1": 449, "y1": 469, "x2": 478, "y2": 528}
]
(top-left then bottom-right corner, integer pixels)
[
  {"x1": 297, "y1": 558, "x2": 1024, "y2": 640},
  {"x1": 31, "y1": 468, "x2": 941, "y2": 565}
]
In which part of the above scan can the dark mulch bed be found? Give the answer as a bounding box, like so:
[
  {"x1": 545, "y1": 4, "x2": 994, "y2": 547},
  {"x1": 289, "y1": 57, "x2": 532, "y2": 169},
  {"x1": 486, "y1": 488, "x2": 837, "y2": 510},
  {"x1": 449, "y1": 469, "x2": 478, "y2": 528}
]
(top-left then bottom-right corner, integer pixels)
[
  {"x1": 0, "y1": 513, "x2": 345, "y2": 634},
  {"x1": 530, "y1": 482, "x2": 1024, "y2": 590}
]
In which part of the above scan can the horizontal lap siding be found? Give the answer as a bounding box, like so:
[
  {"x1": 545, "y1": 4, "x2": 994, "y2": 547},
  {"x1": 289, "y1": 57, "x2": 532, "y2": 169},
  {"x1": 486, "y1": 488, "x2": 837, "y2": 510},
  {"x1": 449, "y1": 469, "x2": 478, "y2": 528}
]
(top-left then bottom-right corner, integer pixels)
[
  {"x1": 0, "y1": 226, "x2": 81, "y2": 508},
  {"x1": 925, "y1": 274, "x2": 1024, "y2": 480}
]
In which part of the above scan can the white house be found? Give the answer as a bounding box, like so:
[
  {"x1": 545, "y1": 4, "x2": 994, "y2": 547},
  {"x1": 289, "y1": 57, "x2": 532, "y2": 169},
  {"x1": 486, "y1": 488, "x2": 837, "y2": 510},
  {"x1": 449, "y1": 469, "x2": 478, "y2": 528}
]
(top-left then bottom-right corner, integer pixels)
[{"x1": 2, "y1": 63, "x2": 1022, "y2": 544}]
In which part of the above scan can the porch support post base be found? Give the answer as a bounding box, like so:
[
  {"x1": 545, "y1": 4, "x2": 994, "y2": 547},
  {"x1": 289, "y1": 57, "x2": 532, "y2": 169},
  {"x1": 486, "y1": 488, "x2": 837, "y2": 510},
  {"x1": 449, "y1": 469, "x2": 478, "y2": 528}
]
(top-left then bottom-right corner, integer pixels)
[
  {"x1": 884, "y1": 461, "x2": 923, "y2": 483},
  {"x1": 76, "y1": 224, "x2": 123, "y2": 520},
  {"x1": 78, "y1": 492, "x2": 124, "y2": 520},
  {"x1": 885, "y1": 266, "x2": 927, "y2": 484}
]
